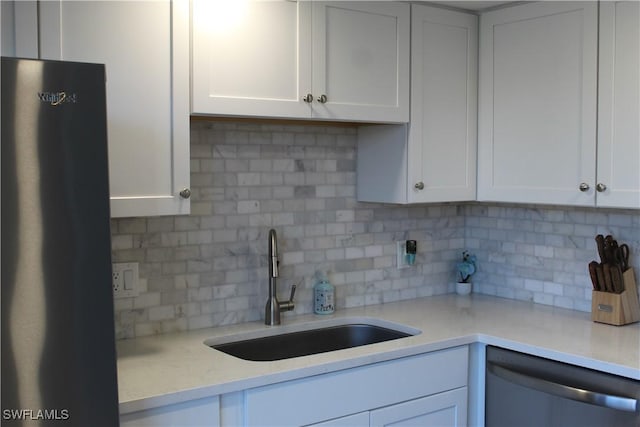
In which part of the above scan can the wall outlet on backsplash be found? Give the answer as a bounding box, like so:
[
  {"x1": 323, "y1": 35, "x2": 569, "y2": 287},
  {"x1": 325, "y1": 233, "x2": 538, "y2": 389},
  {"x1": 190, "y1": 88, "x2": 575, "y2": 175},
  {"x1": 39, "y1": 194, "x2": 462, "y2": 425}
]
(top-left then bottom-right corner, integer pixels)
[
  {"x1": 112, "y1": 262, "x2": 139, "y2": 299},
  {"x1": 397, "y1": 241, "x2": 416, "y2": 269}
]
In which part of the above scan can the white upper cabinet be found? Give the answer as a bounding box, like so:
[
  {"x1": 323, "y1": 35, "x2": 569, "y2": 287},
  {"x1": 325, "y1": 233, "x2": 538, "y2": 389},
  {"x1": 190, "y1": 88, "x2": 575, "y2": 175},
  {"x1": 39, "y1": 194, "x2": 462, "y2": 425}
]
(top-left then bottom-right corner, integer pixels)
[
  {"x1": 191, "y1": 1, "x2": 409, "y2": 123},
  {"x1": 478, "y1": 2, "x2": 598, "y2": 206},
  {"x1": 1, "y1": 1, "x2": 39, "y2": 58},
  {"x1": 357, "y1": 5, "x2": 477, "y2": 204},
  {"x1": 309, "y1": 2, "x2": 409, "y2": 122},
  {"x1": 597, "y1": 1, "x2": 640, "y2": 209},
  {"x1": 39, "y1": 0, "x2": 191, "y2": 217},
  {"x1": 191, "y1": 0, "x2": 311, "y2": 119},
  {"x1": 408, "y1": 4, "x2": 477, "y2": 203}
]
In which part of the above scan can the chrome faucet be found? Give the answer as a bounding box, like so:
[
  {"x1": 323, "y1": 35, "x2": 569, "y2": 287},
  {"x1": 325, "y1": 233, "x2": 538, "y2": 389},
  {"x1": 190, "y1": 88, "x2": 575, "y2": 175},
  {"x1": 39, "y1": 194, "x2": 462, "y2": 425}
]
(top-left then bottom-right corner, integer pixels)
[{"x1": 265, "y1": 229, "x2": 296, "y2": 325}]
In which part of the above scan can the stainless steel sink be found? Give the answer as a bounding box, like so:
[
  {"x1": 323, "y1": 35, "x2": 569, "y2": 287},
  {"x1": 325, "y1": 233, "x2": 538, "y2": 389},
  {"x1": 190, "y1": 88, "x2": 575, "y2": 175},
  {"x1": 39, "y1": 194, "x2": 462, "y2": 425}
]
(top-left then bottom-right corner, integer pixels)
[{"x1": 207, "y1": 321, "x2": 419, "y2": 361}]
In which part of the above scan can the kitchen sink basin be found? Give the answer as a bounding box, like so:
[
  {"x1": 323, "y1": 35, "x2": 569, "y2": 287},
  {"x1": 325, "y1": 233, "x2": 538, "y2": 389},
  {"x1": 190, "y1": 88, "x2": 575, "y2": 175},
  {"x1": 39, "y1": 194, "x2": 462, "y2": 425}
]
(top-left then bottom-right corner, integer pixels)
[{"x1": 207, "y1": 321, "x2": 419, "y2": 361}]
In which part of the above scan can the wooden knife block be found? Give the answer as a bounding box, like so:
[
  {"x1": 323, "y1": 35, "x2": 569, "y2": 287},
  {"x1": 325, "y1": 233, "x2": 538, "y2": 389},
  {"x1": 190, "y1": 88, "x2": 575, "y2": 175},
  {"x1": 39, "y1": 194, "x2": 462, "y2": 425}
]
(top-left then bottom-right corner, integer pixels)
[{"x1": 592, "y1": 268, "x2": 640, "y2": 326}]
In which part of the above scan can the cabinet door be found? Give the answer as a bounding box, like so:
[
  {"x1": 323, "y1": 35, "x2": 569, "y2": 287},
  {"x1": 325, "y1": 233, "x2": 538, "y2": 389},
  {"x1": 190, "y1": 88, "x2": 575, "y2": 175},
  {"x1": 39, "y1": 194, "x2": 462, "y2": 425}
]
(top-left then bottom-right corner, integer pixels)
[
  {"x1": 597, "y1": 1, "x2": 640, "y2": 209},
  {"x1": 308, "y1": 412, "x2": 370, "y2": 427},
  {"x1": 370, "y1": 387, "x2": 468, "y2": 427},
  {"x1": 245, "y1": 347, "x2": 468, "y2": 427},
  {"x1": 408, "y1": 4, "x2": 477, "y2": 203},
  {"x1": 39, "y1": 0, "x2": 190, "y2": 217},
  {"x1": 1, "y1": 1, "x2": 39, "y2": 58},
  {"x1": 311, "y1": 2, "x2": 409, "y2": 123},
  {"x1": 478, "y1": 2, "x2": 598, "y2": 206},
  {"x1": 191, "y1": 0, "x2": 312, "y2": 119},
  {"x1": 120, "y1": 396, "x2": 220, "y2": 427}
]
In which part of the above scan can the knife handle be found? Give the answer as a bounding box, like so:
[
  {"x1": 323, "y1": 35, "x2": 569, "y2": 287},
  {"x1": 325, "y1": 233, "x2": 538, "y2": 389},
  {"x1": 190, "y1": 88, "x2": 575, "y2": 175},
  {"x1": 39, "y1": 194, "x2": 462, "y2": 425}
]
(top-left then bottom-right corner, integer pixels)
[
  {"x1": 588, "y1": 261, "x2": 600, "y2": 291},
  {"x1": 611, "y1": 265, "x2": 625, "y2": 294},
  {"x1": 595, "y1": 264, "x2": 606, "y2": 292},
  {"x1": 595, "y1": 235, "x2": 607, "y2": 263},
  {"x1": 602, "y1": 263, "x2": 613, "y2": 292}
]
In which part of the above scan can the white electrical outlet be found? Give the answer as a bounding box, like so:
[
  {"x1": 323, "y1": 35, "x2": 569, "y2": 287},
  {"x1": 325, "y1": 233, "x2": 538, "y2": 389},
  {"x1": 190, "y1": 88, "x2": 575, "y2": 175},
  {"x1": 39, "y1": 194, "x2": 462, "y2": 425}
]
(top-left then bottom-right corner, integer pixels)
[
  {"x1": 112, "y1": 270, "x2": 121, "y2": 292},
  {"x1": 112, "y1": 262, "x2": 139, "y2": 298},
  {"x1": 397, "y1": 241, "x2": 409, "y2": 269}
]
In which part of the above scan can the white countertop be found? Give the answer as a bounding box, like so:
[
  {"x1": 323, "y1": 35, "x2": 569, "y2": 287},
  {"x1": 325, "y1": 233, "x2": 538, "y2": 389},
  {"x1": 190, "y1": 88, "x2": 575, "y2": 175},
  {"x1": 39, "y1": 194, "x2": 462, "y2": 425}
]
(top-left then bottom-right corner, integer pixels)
[{"x1": 116, "y1": 294, "x2": 640, "y2": 414}]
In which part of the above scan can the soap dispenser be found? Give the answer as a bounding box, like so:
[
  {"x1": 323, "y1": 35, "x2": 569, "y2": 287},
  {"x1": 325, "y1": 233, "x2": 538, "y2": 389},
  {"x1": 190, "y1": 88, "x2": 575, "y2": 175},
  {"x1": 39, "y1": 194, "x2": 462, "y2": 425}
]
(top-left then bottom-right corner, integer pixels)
[{"x1": 314, "y1": 271, "x2": 335, "y2": 315}]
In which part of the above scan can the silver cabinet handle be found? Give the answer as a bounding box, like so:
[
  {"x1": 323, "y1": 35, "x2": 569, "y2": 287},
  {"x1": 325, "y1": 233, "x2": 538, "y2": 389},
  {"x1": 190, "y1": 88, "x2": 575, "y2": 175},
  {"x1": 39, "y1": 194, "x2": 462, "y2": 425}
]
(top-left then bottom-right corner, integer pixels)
[
  {"x1": 317, "y1": 94, "x2": 327, "y2": 103},
  {"x1": 414, "y1": 182, "x2": 425, "y2": 190},
  {"x1": 302, "y1": 94, "x2": 313, "y2": 103},
  {"x1": 596, "y1": 183, "x2": 607, "y2": 192},
  {"x1": 179, "y1": 188, "x2": 191, "y2": 199},
  {"x1": 488, "y1": 362, "x2": 638, "y2": 413},
  {"x1": 579, "y1": 183, "x2": 590, "y2": 192}
]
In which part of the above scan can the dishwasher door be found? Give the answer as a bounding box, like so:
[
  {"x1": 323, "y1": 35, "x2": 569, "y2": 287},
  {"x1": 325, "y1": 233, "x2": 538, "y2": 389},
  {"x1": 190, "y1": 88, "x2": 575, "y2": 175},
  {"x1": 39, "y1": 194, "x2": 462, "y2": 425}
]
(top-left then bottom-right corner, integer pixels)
[{"x1": 485, "y1": 346, "x2": 640, "y2": 427}]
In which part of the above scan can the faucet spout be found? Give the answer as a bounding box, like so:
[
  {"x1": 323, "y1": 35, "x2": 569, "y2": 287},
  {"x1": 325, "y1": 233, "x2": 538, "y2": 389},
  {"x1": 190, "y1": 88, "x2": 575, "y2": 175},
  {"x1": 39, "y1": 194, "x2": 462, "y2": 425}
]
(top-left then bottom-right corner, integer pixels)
[
  {"x1": 265, "y1": 229, "x2": 295, "y2": 325},
  {"x1": 269, "y1": 229, "x2": 279, "y2": 278}
]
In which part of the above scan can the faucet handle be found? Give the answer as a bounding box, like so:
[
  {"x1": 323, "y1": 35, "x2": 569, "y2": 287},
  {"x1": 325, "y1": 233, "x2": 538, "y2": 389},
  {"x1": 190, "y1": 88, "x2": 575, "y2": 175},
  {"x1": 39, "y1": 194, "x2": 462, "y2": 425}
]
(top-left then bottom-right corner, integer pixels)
[
  {"x1": 278, "y1": 281, "x2": 299, "y2": 313},
  {"x1": 289, "y1": 284, "x2": 297, "y2": 302}
]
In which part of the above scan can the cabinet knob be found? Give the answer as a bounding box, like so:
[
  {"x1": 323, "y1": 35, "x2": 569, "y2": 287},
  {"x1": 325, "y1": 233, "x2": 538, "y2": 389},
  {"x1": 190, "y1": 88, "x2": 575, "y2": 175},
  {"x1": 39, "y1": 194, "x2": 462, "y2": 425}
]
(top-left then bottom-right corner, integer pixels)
[
  {"x1": 596, "y1": 183, "x2": 607, "y2": 193},
  {"x1": 302, "y1": 94, "x2": 314, "y2": 103},
  {"x1": 579, "y1": 183, "x2": 590, "y2": 192},
  {"x1": 414, "y1": 182, "x2": 425, "y2": 190},
  {"x1": 317, "y1": 94, "x2": 328, "y2": 104},
  {"x1": 179, "y1": 188, "x2": 191, "y2": 199}
]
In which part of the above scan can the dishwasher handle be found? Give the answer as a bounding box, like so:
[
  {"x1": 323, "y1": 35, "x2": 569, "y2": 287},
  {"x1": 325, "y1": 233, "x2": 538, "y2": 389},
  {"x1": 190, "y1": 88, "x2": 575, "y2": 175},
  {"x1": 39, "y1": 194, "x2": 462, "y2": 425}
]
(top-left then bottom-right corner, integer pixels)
[{"x1": 488, "y1": 362, "x2": 638, "y2": 413}]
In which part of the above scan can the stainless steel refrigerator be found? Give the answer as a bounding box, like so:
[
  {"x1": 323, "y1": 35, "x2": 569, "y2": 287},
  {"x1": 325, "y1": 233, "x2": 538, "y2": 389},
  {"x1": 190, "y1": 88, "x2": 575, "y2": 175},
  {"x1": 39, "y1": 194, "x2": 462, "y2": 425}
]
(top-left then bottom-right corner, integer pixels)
[{"x1": 1, "y1": 57, "x2": 119, "y2": 426}]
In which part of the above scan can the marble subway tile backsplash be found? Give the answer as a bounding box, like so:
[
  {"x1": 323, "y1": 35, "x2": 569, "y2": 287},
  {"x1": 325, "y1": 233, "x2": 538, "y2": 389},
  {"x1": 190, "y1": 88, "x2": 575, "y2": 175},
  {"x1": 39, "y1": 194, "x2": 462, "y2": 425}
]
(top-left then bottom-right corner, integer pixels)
[
  {"x1": 111, "y1": 121, "x2": 464, "y2": 339},
  {"x1": 465, "y1": 204, "x2": 640, "y2": 312},
  {"x1": 111, "y1": 120, "x2": 640, "y2": 340}
]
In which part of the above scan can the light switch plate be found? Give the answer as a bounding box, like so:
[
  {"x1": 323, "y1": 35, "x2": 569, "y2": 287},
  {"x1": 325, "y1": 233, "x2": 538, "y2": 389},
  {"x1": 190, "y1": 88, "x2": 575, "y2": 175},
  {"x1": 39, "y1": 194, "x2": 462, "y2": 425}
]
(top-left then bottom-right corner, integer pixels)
[{"x1": 112, "y1": 262, "x2": 139, "y2": 298}]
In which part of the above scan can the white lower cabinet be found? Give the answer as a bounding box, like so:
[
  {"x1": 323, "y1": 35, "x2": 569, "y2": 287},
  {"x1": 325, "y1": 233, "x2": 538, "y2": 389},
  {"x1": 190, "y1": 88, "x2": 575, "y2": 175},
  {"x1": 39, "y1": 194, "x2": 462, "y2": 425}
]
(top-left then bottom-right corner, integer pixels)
[
  {"x1": 120, "y1": 396, "x2": 220, "y2": 427},
  {"x1": 309, "y1": 412, "x2": 370, "y2": 427},
  {"x1": 309, "y1": 387, "x2": 467, "y2": 427},
  {"x1": 370, "y1": 387, "x2": 467, "y2": 427},
  {"x1": 241, "y1": 346, "x2": 468, "y2": 427},
  {"x1": 119, "y1": 347, "x2": 467, "y2": 426}
]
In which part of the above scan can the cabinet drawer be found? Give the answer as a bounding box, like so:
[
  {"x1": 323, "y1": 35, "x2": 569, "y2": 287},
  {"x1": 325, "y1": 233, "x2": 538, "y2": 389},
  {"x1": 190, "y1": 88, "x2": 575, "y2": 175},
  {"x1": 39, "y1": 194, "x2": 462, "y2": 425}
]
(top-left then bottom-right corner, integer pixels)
[
  {"x1": 120, "y1": 396, "x2": 220, "y2": 427},
  {"x1": 370, "y1": 387, "x2": 468, "y2": 427},
  {"x1": 245, "y1": 346, "x2": 468, "y2": 426}
]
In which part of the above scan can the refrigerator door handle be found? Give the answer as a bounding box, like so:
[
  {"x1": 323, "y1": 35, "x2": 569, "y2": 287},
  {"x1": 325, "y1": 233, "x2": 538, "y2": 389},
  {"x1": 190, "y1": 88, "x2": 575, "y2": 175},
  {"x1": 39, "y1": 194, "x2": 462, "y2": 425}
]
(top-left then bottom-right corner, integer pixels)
[{"x1": 488, "y1": 362, "x2": 638, "y2": 413}]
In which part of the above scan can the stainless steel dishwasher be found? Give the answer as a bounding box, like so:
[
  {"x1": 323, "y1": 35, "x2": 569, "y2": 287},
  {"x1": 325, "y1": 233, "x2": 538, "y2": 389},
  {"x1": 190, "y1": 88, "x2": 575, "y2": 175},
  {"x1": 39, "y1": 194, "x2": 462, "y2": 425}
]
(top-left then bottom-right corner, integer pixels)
[{"x1": 485, "y1": 346, "x2": 640, "y2": 427}]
